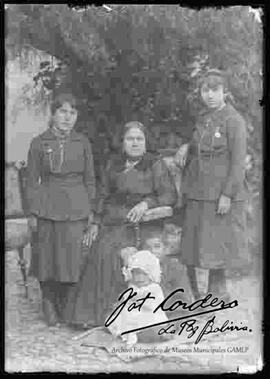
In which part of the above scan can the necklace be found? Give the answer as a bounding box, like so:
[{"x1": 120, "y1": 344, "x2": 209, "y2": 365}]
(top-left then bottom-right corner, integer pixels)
[
  {"x1": 205, "y1": 102, "x2": 226, "y2": 138},
  {"x1": 125, "y1": 159, "x2": 141, "y2": 172},
  {"x1": 49, "y1": 127, "x2": 70, "y2": 172},
  {"x1": 51, "y1": 125, "x2": 71, "y2": 140},
  {"x1": 197, "y1": 102, "x2": 226, "y2": 164}
]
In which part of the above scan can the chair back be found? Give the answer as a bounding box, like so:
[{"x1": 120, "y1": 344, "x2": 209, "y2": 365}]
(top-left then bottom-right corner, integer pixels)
[{"x1": 5, "y1": 161, "x2": 28, "y2": 219}]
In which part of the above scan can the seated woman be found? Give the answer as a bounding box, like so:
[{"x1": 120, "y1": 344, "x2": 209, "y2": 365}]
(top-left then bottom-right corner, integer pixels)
[{"x1": 65, "y1": 121, "x2": 177, "y2": 328}]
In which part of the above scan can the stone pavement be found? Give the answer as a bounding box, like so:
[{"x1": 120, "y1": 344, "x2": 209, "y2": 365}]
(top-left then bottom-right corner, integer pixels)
[{"x1": 5, "y1": 249, "x2": 263, "y2": 374}]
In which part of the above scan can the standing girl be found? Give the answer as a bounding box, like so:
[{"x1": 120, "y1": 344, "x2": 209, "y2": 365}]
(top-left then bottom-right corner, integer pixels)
[
  {"x1": 175, "y1": 69, "x2": 247, "y2": 301},
  {"x1": 26, "y1": 90, "x2": 97, "y2": 326}
]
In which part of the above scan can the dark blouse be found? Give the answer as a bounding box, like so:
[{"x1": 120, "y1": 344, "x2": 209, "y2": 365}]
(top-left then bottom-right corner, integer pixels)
[
  {"x1": 182, "y1": 103, "x2": 247, "y2": 201},
  {"x1": 94, "y1": 153, "x2": 177, "y2": 225},
  {"x1": 26, "y1": 129, "x2": 96, "y2": 221}
]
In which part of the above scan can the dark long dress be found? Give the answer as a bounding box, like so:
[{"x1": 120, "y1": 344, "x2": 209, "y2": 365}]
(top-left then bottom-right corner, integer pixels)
[
  {"x1": 65, "y1": 152, "x2": 177, "y2": 326},
  {"x1": 26, "y1": 128, "x2": 96, "y2": 322},
  {"x1": 181, "y1": 103, "x2": 248, "y2": 270}
]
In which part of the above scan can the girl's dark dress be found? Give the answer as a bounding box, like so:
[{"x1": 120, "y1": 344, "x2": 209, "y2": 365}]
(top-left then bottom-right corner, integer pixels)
[
  {"x1": 65, "y1": 152, "x2": 177, "y2": 326},
  {"x1": 26, "y1": 128, "x2": 96, "y2": 321},
  {"x1": 181, "y1": 103, "x2": 248, "y2": 270}
]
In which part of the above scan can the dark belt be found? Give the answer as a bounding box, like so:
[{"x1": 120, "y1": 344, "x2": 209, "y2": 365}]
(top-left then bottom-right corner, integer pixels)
[{"x1": 42, "y1": 174, "x2": 84, "y2": 186}]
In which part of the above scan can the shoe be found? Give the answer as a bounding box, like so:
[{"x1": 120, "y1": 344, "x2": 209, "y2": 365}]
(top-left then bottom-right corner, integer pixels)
[
  {"x1": 68, "y1": 322, "x2": 99, "y2": 331},
  {"x1": 42, "y1": 298, "x2": 60, "y2": 326},
  {"x1": 192, "y1": 291, "x2": 203, "y2": 302}
]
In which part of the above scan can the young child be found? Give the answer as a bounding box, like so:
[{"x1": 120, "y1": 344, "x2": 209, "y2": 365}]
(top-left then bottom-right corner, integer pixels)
[
  {"x1": 107, "y1": 249, "x2": 169, "y2": 346},
  {"x1": 142, "y1": 229, "x2": 193, "y2": 317}
]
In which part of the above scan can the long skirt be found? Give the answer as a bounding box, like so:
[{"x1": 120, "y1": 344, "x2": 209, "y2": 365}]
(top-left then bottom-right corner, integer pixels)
[
  {"x1": 30, "y1": 217, "x2": 88, "y2": 322},
  {"x1": 181, "y1": 200, "x2": 247, "y2": 270},
  {"x1": 30, "y1": 218, "x2": 87, "y2": 282},
  {"x1": 66, "y1": 220, "x2": 165, "y2": 327}
]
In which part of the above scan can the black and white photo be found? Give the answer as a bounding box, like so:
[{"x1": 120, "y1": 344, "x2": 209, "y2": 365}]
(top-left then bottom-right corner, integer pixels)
[{"x1": 4, "y1": 4, "x2": 263, "y2": 374}]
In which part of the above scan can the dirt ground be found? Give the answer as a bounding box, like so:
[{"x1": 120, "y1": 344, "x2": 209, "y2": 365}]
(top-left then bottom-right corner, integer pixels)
[{"x1": 5, "y1": 248, "x2": 263, "y2": 374}]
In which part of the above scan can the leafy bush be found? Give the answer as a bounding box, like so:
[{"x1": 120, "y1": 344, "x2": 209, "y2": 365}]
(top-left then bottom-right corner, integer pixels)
[{"x1": 6, "y1": 5, "x2": 262, "y2": 193}]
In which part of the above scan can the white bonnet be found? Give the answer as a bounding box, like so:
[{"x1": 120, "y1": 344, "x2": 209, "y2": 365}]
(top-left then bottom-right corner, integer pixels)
[{"x1": 122, "y1": 250, "x2": 161, "y2": 283}]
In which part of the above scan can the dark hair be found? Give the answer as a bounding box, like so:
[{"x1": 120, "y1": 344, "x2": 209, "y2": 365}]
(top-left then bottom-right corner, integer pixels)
[
  {"x1": 198, "y1": 69, "x2": 228, "y2": 91},
  {"x1": 50, "y1": 92, "x2": 78, "y2": 115},
  {"x1": 122, "y1": 121, "x2": 147, "y2": 138},
  {"x1": 118, "y1": 121, "x2": 149, "y2": 156},
  {"x1": 121, "y1": 121, "x2": 149, "y2": 144}
]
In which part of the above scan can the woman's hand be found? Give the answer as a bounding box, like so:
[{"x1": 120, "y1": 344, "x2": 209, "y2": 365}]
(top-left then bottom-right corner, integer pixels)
[
  {"x1": 27, "y1": 215, "x2": 38, "y2": 233},
  {"x1": 126, "y1": 201, "x2": 149, "y2": 223},
  {"x1": 217, "y1": 194, "x2": 231, "y2": 215},
  {"x1": 174, "y1": 143, "x2": 189, "y2": 168},
  {"x1": 82, "y1": 224, "x2": 99, "y2": 247}
]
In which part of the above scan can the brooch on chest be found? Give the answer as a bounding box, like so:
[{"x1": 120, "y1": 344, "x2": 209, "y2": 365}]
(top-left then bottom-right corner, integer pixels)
[
  {"x1": 215, "y1": 128, "x2": 221, "y2": 138},
  {"x1": 46, "y1": 147, "x2": 53, "y2": 154},
  {"x1": 204, "y1": 119, "x2": 221, "y2": 138}
]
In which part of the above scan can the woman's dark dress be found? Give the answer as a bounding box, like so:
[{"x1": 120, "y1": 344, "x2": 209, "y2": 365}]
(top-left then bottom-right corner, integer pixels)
[{"x1": 65, "y1": 153, "x2": 177, "y2": 326}]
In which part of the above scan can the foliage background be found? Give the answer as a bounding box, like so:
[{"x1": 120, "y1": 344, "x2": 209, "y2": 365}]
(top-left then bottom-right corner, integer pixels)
[{"x1": 5, "y1": 4, "x2": 263, "y2": 268}]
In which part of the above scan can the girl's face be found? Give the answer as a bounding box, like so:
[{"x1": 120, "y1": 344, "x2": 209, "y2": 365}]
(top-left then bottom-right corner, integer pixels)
[
  {"x1": 52, "y1": 102, "x2": 78, "y2": 133},
  {"x1": 131, "y1": 268, "x2": 151, "y2": 287},
  {"x1": 123, "y1": 127, "x2": 146, "y2": 158},
  {"x1": 200, "y1": 81, "x2": 226, "y2": 110}
]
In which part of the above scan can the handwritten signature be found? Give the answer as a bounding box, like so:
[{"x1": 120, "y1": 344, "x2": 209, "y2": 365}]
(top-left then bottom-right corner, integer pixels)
[
  {"x1": 157, "y1": 316, "x2": 252, "y2": 344},
  {"x1": 105, "y1": 287, "x2": 252, "y2": 344}
]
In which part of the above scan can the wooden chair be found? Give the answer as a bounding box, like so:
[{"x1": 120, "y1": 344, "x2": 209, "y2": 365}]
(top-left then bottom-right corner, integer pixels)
[
  {"x1": 133, "y1": 206, "x2": 173, "y2": 248},
  {"x1": 132, "y1": 151, "x2": 182, "y2": 248},
  {"x1": 5, "y1": 161, "x2": 30, "y2": 297}
]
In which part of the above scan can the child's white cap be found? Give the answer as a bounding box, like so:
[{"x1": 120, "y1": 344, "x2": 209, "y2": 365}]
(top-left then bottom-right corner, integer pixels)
[{"x1": 128, "y1": 250, "x2": 161, "y2": 283}]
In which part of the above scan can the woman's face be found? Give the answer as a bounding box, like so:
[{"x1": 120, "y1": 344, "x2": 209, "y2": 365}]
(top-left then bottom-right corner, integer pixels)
[
  {"x1": 52, "y1": 102, "x2": 78, "y2": 133},
  {"x1": 200, "y1": 81, "x2": 226, "y2": 109},
  {"x1": 123, "y1": 127, "x2": 146, "y2": 158},
  {"x1": 131, "y1": 268, "x2": 151, "y2": 288}
]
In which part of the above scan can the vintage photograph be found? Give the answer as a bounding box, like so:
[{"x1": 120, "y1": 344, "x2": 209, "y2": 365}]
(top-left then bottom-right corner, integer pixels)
[{"x1": 5, "y1": 4, "x2": 263, "y2": 374}]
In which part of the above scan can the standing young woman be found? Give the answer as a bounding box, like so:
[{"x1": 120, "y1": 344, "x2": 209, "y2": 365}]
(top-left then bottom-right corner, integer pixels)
[
  {"x1": 26, "y1": 90, "x2": 97, "y2": 326},
  {"x1": 175, "y1": 69, "x2": 247, "y2": 301}
]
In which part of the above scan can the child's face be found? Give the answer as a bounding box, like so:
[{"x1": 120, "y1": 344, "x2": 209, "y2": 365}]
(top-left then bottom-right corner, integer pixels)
[
  {"x1": 131, "y1": 268, "x2": 151, "y2": 287},
  {"x1": 200, "y1": 82, "x2": 225, "y2": 109},
  {"x1": 144, "y1": 237, "x2": 164, "y2": 259}
]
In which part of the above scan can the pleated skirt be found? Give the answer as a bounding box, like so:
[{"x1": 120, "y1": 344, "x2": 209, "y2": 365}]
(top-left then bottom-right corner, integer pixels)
[
  {"x1": 181, "y1": 200, "x2": 247, "y2": 270},
  {"x1": 30, "y1": 218, "x2": 87, "y2": 282}
]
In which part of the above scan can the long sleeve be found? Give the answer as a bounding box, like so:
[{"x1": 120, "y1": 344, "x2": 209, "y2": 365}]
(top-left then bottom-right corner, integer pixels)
[
  {"x1": 180, "y1": 120, "x2": 194, "y2": 145},
  {"x1": 143, "y1": 159, "x2": 177, "y2": 209},
  {"x1": 93, "y1": 160, "x2": 111, "y2": 224},
  {"x1": 82, "y1": 137, "x2": 96, "y2": 221},
  {"x1": 221, "y1": 115, "x2": 247, "y2": 199},
  {"x1": 26, "y1": 137, "x2": 42, "y2": 217}
]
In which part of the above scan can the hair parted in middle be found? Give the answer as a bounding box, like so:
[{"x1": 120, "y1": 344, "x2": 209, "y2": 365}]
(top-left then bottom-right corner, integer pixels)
[
  {"x1": 197, "y1": 68, "x2": 229, "y2": 91},
  {"x1": 122, "y1": 121, "x2": 147, "y2": 137}
]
